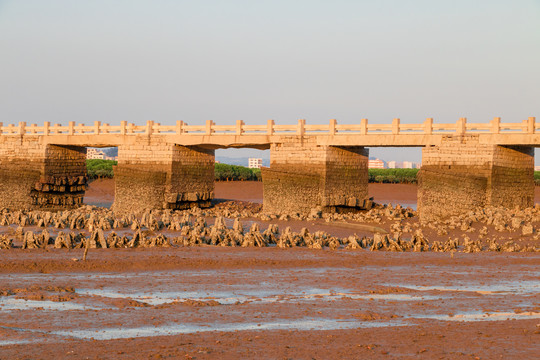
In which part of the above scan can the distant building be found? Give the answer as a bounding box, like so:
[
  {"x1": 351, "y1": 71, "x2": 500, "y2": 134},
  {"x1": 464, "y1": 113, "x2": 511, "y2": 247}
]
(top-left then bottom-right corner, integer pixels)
[
  {"x1": 87, "y1": 148, "x2": 105, "y2": 160},
  {"x1": 535, "y1": 166, "x2": 540, "y2": 172},
  {"x1": 402, "y1": 161, "x2": 414, "y2": 169},
  {"x1": 387, "y1": 161, "x2": 397, "y2": 169},
  {"x1": 368, "y1": 158, "x2": 386, "y2": 169},
  {"x1": 248, "y1": 158, "x2": 263, "y2": 169}
]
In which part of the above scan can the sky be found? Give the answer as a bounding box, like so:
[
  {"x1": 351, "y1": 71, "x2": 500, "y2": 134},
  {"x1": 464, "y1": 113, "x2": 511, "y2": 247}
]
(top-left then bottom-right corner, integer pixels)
[{"x1": 1, "y1": 0, "x2": 539, "y2": 163}]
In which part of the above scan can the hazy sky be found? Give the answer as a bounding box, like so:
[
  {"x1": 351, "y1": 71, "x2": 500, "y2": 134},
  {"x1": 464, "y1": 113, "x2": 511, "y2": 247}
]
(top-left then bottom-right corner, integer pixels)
[{"x1": 1, "y1": 0, "x2": 539, "y2": 162}]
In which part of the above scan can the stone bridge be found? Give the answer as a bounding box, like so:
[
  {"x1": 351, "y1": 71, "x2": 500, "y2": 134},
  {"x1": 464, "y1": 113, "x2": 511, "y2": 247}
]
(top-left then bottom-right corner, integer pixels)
[{"x1": 0, "y1": 117, "x2": 537, "y2": 220}]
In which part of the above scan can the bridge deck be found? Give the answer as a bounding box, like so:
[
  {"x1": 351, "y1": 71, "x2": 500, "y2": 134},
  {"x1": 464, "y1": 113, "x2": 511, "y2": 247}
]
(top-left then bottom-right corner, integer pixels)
[{"x1": 1, "y1": 118, "x2": 539, "y2": 147}]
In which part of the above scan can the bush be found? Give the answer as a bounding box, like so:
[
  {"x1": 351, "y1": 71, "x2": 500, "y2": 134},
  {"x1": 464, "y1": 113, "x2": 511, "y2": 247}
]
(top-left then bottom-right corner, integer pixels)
[
  {"x1": 368, "y1": 169, "x2": 419, "y2": 184},
  {"x1": 535, "y1": 171, "x2": 540, "y2": 186},
  {"x1": 215, "y1": 163, "x2": 261, "y2": 181},
  {"x1": 86, "y1": 159, "x2": 116, "y2": 179}
]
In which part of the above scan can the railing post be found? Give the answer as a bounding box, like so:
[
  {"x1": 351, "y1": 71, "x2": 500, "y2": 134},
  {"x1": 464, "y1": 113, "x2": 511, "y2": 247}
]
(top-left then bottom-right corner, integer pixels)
[
  {"x1": 392, "y1": 118, "x2": 400, "y2": 135},
  {"x1": 120, "y1": 120, "x2": 127, "y2": 135},
  {"x1": 267, "y1": 119, "x2": 274, "y2": 135},
  {"x1": 44, "y1": 121, "x2": 50, "y2": 135},
  {"x1": 236, "y1": 120, "x2": 244, "y2": 135},
  {"x1": 94, "y1": 121, "x2": 101, "y2": 135},
  {"x1": 490, "y1": 117, "x2": 500, "y2": 134},
  {"x1": 146, "y1": 120, "x2": 154, "y2": 135},
  {"x1": 205, "y1": 120, "x2": 214, "y2": 135},
  {"x1": 297, "y1": 119, "x2": 305, "y2": 136},
  {"x1": 18, "y1": 122, "x2": 26, "y2": 135},
  {"x1": 29, "y1": 124, "x2": 37, "y2": 134},
  {"x1": 176, "y1": 120, "x2": 184, "y2": 134},
  {"x1": 154, "y1": 122, "x2": 161, "y2": 134},
  {"x1": 360, "y1": 118, "x2": 367, "y2": 135},
  {"x1": 68, "y1": 121, "x2": 75, "y2": 135},
  {"x1": 329, "y1": 119, "x2": 336, "y2": 136},
  {"x1": 0, "y1": 122, "x2": 3, "y2": 134},
  {"x1": 529, "y1": 117, "x2": 536, "y2": 134},
  {"x1": 424, "y1": 118, "x2": 433, "y2": 134},
  {"x1": 456, "y1": 117, "x2": 466, "y2": 134}
]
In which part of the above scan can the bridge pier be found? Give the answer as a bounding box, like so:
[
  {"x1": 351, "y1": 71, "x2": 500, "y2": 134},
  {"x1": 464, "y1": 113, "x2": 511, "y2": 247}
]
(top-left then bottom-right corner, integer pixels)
[
  {"x1": 262, "y1": 137, "x2": 369, "y2": 214},
  {"x1": 418, "y1": 135, "x2": 534, "y2": 220},
  {"x1": 0, "y1": 137, "x2": 87, "y2": 210},
  {"x1": 112, "y1": 141, "x2": 214, "y2": 214}
]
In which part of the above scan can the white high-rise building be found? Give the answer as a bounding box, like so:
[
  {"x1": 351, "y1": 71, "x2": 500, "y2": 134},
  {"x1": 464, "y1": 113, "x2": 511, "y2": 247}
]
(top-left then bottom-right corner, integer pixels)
[
  {"x1": 86, "y1": 148, "x2": 105, "y2": 160},
  {"x1": 387, "y1": 161, "x2": 397, "y2": 169},
  {"x1": 248, "y1": 158, "x2": 263, "y2": 169},
  {"x1": 368, "y1": 159, "x2": 386, "y2": 169},
  {"x1": 402, "y1": 161, "x2": 414, "y2": 169}
]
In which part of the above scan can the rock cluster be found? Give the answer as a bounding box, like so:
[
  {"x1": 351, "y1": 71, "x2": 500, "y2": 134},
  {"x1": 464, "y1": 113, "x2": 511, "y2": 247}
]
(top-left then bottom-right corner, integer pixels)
[{"x1": 0, "y1": 202, "x2": 539, "y2": 252}]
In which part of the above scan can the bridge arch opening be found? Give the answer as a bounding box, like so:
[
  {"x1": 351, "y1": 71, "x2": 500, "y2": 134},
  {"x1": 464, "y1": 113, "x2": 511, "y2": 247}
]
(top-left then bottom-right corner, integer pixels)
[
  {"x1": 214, "y1": 148, "x2": 268, "y2": 204},
  {"x1": 84, "y1": 146, "x2": 117, "y2": 208},
  {"x1": 367, "y1": 147, "x2": 422, "y2": 210}
]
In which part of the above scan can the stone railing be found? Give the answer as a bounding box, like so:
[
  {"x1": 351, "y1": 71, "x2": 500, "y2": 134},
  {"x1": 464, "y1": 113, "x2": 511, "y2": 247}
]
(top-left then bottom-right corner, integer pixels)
[{"x1": 0, "y1": 117, "x2": 537, "y2": 136}]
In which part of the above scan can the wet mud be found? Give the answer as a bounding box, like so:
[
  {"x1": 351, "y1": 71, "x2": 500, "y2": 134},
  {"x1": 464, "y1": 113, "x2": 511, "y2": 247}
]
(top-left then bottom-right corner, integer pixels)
[{"x1": 0, "y1": 180, "x2": 539, "y2": 359}]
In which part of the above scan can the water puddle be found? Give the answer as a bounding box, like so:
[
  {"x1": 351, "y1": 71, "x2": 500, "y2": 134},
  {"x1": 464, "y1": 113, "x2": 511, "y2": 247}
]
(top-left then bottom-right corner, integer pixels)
[
  {"x1": 77, "y1": 288, "x2": 433, "y2": 306},
  {"x1": 418, "y1": 311, "x2": 540, "y2": 322},
  {"x1": 0, "y1": 339, "x2": 38, "y2": 346},
  {"x1": 53, "y1": 318, "x2": 404, "y2": 340},
  {"x1": 398, "y1": 280, "x2": 540, "y2": 295},
  {"x1": 0, "y1": 298, "x2": 101, "y2": 311}
]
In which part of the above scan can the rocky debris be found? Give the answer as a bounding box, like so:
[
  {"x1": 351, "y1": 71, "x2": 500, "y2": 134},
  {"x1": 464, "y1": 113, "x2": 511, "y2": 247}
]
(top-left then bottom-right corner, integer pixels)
[
  {"x1": 0, "y1": 235, "x2": 12, "y2": 249},
  {"x1": 462, "y1": 236, "x2": 483, "y2": 253},
  {"x1": 0, "y1": 201, "x2": 539, "y2": 252},
  {"x1": 522, "y1": 223, "x2": 534, "y2": 236}
]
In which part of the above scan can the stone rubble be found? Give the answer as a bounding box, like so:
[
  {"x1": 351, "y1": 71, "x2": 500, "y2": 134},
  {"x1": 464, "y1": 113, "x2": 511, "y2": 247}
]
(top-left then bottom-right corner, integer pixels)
[{"x1": 0, "y1": 202, "x2": 538, "y2": 252}]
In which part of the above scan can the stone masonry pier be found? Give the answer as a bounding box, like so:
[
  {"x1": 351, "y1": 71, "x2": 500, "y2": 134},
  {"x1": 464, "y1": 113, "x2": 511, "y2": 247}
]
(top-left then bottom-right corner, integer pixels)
[
  {"x1": 262, "y1": 137, "x2": 370, "y2": 214},
  {"x1": 419, "y1": 135, "x2": 534, "y2": 220},
  {"x1": 113, "y1": 140, "x2": 214, "y2": 215},
  {"x1": 0, "y1": 137, "x2": 87, "y2": 210},
  {"x1": 0, "y1": 117, "x2": 537, "y2": 219}
]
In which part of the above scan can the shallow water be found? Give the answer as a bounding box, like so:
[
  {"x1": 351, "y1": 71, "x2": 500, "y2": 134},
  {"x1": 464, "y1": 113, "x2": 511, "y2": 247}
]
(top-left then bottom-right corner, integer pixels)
[
  {"x1": 417, "y1": 311, "x2": 540, "y2": 322},
  {"x1": 53, "y1": 318, "x2": 404, "y2": 340},
  {"x1": 396, "y1": 279, "x2": 540, "y2": 295},
  {"x1": 77, "y1": 287, "x2": 435, "y2": 306},
  {"x1": 0, "y1": 298, "x2": 100, "y2": 311}
]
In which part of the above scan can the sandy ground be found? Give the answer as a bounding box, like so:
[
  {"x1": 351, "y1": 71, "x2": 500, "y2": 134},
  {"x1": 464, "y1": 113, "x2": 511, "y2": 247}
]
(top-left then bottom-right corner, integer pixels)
[{"x1": 0, "y1": 179, "x2": 538, "y2": 359}]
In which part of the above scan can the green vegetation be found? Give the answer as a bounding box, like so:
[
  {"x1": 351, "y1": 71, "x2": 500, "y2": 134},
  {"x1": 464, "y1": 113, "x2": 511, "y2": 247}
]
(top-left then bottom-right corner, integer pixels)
[
  {"x1": 368, "y1": 168, "x2": 419, "y2": 184},
  {"x1": 215, "y1": 163, "x2": 261, "y2": 181},
  {"x1": 87, "y1": 162, "x2": 540, "y2": 186},
  {"x1": 86, "y1": 159, "x2": 116, "y2": 179},
  {"x1": 534, "y1": 171, "x2": 540, "y2": 185}
]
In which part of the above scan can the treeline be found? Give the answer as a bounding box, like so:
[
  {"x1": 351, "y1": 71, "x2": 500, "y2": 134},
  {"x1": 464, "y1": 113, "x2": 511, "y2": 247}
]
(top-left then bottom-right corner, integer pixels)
[
  {"x1": 85, "y1": 160, "x2": 540, "y2": 186},
  {"x1": 535, "y1": 172, "x2": 540, "y2": 185},
  {"x1": 368, "y1": 169, "x2": 419, "y2": 184},
  {"x1": 215, "y1": 163, "x2": 261, "y2": 181},
  {"x1": 86, "y1": 159, "x2": 116, "y2": 179}
]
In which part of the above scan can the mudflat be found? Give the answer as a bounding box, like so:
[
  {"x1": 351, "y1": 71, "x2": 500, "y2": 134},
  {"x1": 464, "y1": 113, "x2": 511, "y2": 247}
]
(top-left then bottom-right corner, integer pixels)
[{"x1": 0, "y1": 179, "x2": 538, "y2": 359}]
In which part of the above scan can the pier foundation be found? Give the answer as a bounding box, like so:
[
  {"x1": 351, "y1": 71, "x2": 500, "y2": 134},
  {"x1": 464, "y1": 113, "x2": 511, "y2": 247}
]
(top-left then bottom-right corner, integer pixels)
[
  {"x1": 262, "y1": 137, "x2": 369, "y2": 214},
  {"x1": 418, "y1": 135, "x2": 534, "y2": 220}
]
